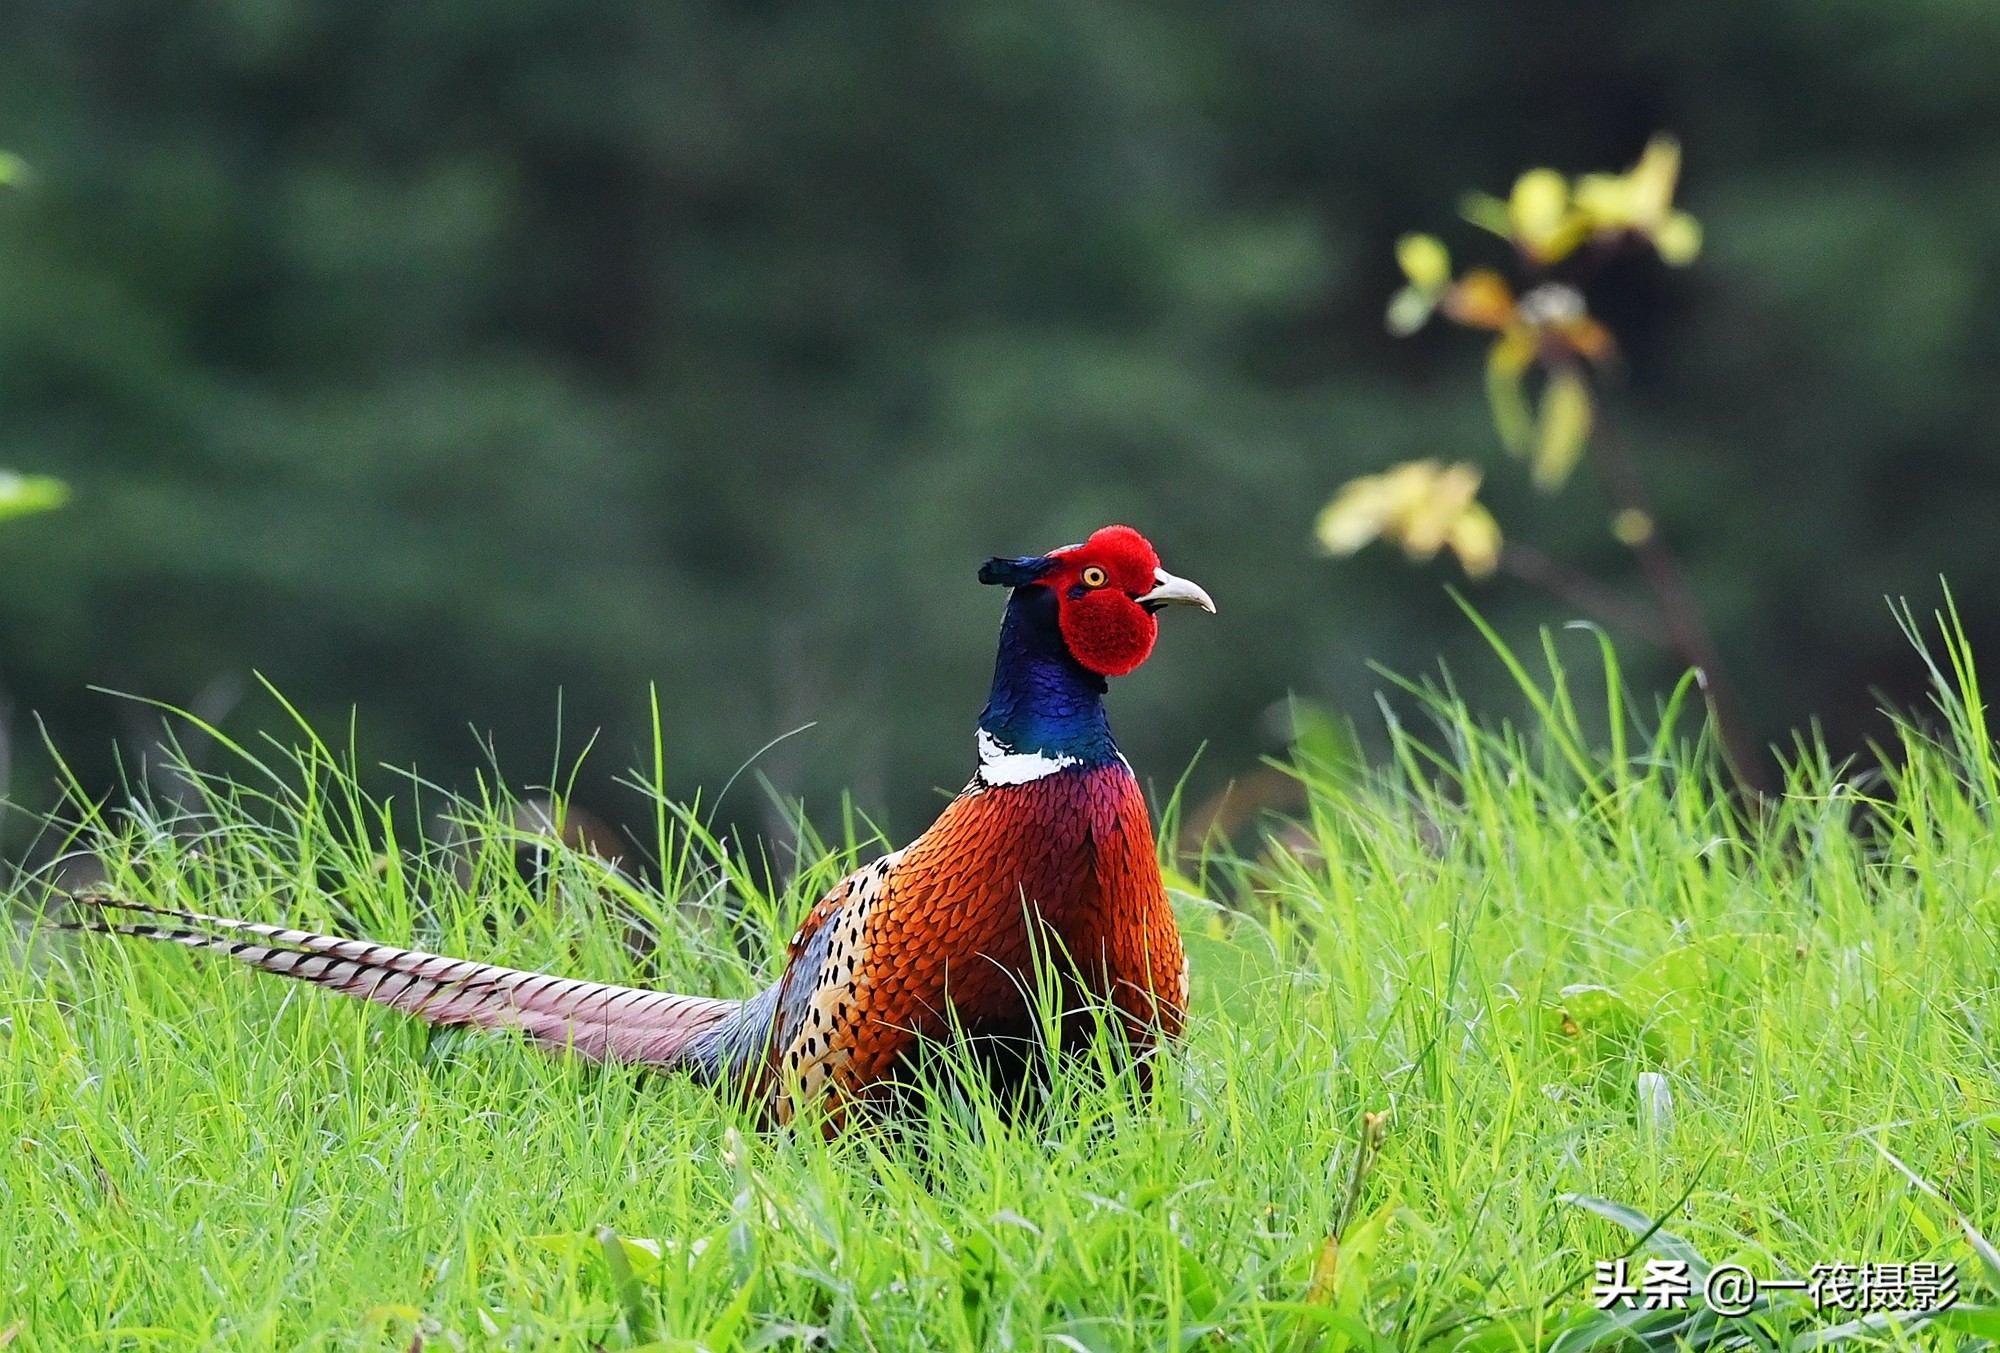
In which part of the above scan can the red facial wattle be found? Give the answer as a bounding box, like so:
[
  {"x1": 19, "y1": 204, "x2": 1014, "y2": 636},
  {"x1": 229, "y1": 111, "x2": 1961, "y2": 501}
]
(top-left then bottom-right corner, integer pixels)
[
  {"x1": 1043, "y1": 524, "x2": 1200, "y2": 678},
  {"x1": 1059, "y1": 588, "x2": 1158, "y2": 677},
  {"x1": 976, "y1": 523, "x2": 1215, "y2": 680}
]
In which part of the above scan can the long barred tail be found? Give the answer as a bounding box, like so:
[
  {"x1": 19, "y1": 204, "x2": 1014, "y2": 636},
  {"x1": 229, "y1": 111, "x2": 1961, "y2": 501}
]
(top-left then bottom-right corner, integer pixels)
[{"x1": 61, "y1": 896, "x2": 746, "y2": 1069}]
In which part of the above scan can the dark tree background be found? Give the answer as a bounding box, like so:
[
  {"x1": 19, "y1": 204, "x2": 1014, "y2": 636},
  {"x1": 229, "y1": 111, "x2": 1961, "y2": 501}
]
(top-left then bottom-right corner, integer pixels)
[{"x1": 3, "y1": 1, "x2": 1998, "y2": 850}]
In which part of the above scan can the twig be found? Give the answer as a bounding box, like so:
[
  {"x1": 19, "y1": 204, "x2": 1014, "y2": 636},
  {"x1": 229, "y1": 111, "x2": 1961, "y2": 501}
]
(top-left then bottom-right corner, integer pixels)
[
  {"x1": 1333, "y1": 1109, "x2": 1390, "y2": 1239},
  {"x1": 1581, "y1": 391, "x2": 1772, "y2": 799},
  {"x1": 1497, "y1": 542, "x2": 1672, "y2": 646}
]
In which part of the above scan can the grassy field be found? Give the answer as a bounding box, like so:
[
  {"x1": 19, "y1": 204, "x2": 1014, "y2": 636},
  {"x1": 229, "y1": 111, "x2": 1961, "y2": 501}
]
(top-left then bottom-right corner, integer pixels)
[{"x1": 4, "y1": 614, "x2": 1998, "y2": 1351}]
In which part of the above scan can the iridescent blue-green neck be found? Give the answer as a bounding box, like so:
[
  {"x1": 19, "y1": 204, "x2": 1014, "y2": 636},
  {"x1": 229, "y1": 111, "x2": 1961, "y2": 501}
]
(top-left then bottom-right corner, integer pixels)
[{"x1": 976, "y1": 585, "x2": 1118, "y2": 771}]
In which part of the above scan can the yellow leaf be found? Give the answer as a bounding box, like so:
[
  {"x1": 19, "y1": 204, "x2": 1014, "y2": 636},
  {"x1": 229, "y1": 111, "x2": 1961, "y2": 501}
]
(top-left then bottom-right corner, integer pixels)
[
  {"x1": 1626, "y1": 135, "x2": 1683, "y2": 221},
  {"x1": 1574, "y1": 134, "x2": 1702, "y2": 264},
  {"x1": 1655, "y1": 211, "x2": 1702, "y2": 265},
  {"x1": 1556, "y1": 314, "x2": 1617, "y2": 364},
  {"x1": 1485, "y1": 333, "x2": 1535, "y2": 453},
  {"x1": 1574, "y1": 137, "x2": 1678, "y2": 226},
  {"x1": 1442, "y1": 269, "x2": 1517, "y2": 332},
  {"x1": 1394, "y1": 233, "x2": 1451, "y2": 292},
  {"x1": 1449, "y1": 503, "x2": 1502, "y2": 578},
  {"x1": 1321, "y1": 461, "x2": 1502, "y2": 580},
  {"x1": 1508, "y1": 168, "x2": 1587, "y2": 263},
  {"x1": 1509, "y1": 170, "x2": 1569, "y2": 239},
  {"x1": 1385, "y1": 285, "x2": 1436, "y2": 337},
  {"x1": 1533, "y1": 368, "x2": 1592, "y2": 490},
  {"x1": 1401, "y1": 462, "x2": 1480, "y2": 557},
  {"x1": 1458, "y1": 191, "x2": 1514, "y2": 240},
  {"x1": 1377, "y1": 459, "x2": 1445, "y2": 526},
  {"x1": 1612, "y1": 508, "x2": 1654, "y2": 545},
  {"x1": 1305, "y1": 1233, "x2": 1342, "y2": 1306},
  {"x1": 1315, "y1": 476, "x2": 1394, "y2": 555}
]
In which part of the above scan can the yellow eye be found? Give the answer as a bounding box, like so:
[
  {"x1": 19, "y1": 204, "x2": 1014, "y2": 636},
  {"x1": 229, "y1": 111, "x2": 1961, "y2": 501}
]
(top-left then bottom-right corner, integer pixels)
[{"x1": 1080, "y1": 566, "x2": 1108, "y2": 588}]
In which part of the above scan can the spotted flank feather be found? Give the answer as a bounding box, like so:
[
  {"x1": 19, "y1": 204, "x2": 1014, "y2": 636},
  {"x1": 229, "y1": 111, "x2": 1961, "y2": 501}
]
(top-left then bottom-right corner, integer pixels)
[
  {"x1": 767, "y1": 848, "x2": 903, "y2": 1121},
  {"x1": 68, "y1": 525, "x2": 1210, "y2": 1127}
]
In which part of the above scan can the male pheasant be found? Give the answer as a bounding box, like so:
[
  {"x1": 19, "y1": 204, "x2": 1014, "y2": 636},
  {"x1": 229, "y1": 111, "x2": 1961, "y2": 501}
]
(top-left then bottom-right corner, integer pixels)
[{"x1": 71, "y1": 525, "x2": 1214, "y2": 1125}]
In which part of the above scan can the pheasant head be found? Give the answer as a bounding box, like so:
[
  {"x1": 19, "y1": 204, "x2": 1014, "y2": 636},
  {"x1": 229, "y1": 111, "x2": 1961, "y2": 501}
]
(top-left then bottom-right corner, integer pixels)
[
  {"x1": 979, "y1": 524, "x2": 1214, "y2": 676},
  {"x1": 975, "y1": 525, "x2": 1213, "y2": 784}
]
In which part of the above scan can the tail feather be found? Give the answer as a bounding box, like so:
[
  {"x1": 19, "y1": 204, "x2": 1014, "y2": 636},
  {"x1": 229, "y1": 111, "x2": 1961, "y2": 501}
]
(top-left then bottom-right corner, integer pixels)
[{"x1": 64, "y1": 896, "x2": 740, "y2": 1067}]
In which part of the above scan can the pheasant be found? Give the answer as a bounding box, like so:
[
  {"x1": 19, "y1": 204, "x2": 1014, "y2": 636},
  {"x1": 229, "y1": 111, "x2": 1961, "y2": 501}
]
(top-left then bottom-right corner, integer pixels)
[{"x1": 69, "y1": 524, "x2": 1214, "y2": 1125}]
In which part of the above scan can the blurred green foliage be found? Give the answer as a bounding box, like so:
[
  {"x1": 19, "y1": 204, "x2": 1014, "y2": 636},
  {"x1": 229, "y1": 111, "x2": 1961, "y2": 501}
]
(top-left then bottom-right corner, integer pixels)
[
  {"x1": 0, "y1": 472, "x2": 67, "y2": 523},
  {"x1": 3, "y1": 2, "x2": 2000, "y2": 843},
  {"x1": 0, "y1": 157, "x2": 68, "y2": 526}
]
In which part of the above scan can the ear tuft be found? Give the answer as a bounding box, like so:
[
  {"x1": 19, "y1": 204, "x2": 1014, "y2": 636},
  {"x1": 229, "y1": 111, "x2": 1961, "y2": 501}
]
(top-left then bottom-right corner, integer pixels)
[{"x1": 978, "y1": 555, "x2": 1056, "y2": 587}]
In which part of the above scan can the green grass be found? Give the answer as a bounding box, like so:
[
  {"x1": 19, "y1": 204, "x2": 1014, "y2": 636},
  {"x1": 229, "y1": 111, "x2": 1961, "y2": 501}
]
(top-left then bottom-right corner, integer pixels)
[{"x1": 4, "y1": 609, "x2": 1999, "y2": 1351}]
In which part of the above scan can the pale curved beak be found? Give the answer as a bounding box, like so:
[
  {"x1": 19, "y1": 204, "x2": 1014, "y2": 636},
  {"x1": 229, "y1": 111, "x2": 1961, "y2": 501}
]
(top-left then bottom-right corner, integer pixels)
[{"x1": 1136, "y1": 567, "x2": 1216, "y2": 614}]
